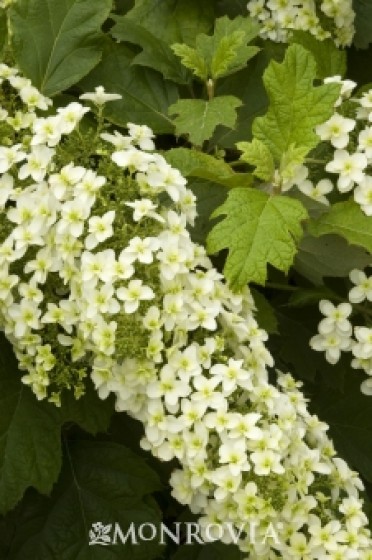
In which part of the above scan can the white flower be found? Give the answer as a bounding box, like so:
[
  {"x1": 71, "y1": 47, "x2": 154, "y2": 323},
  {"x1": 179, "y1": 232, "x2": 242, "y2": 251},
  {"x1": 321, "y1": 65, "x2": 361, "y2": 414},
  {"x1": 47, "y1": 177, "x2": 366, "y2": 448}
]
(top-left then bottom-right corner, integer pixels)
[
  {"x1": 0, "y1": 173, "x2": 14, "y2": 208},
  {"x1": 85, "y1": 210, "x2": 115, "y2": 250},
  {"x1": 318, "y1": 300, "x2": 352, "y2": 336},
  {"x1": 298, "y1": 178, "x2": 333, "y2": 205},
  {"x1": 18, "y1": 145, "x2": 55, "y2": 182},
  {"x1": 353, "y1": 176, "x2": 372, "y2": 216},
  {"x1": 316, "y1": 113, "x2": 355, "y2": 148},
  {"x1": 127, "y1": 122, "x2": 155, "y2": 151},
  {"x1": 57, "y1": 102, "x2": 89, "y2": 134},
  {"x1": 0, "y1": 144, "x2": 26, "y2": 173},
  {"x1": 116, "y1": 279, "x2": 155, "y2": 313},
  {"x1": 80, "y1": 86, "x2": 122, "y2": 105},
  {"x1": 123, "y1": 236, "x2": 160, "y2": 264},
  {"x1": 250, "y1": 449, "x2": 285, "y2": 475},
  {"x1": 310, "y1": 331, "x2": 352, "y2": 364},
  {"x1": 125, "y1": 198, "x2": 164, "y2": 222},
  {"x1": 31, "y1": 115, "x2": 64, "y2": 147},
  {"x1": 358, "y1": 126, "x2": 372, "y2": 159},
  {"x1": 325, "y1": 150, "x2": 367, "y2": 192},
  {"x1": 112, "y1": 147, "x2": 154, "y2": 172},
  {"x1": 349, "y1": 269, "x2": 372, "y2": 303}
]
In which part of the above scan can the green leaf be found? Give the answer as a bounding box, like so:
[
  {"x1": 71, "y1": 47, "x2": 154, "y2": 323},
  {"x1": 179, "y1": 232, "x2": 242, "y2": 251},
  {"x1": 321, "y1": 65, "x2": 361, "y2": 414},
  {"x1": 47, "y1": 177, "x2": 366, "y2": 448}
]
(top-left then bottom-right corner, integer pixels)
[
  {"x1": 172, "y1": 541, "x2": 242, "y2": 560},
  {"x1": 187, "y1": 180, "x2": 228, "y2": 244},
  {"x1": 237, "y1": 138, "x2": 274, "y2": 181},
  {"x1": 208, "y1": 16, "x2": 260, "y2": 79},
  {"x1": 0, "y1": 9, "x2": 7, "y2": 55},
  {"x1": 171, "y1": 43, "x2": 208, "y2": 81},
  {"x1": 289, "y1": 31, "x2": 346, "y2": 79},
  {"x1": 211, "y1": 42, "x2": 286, "y2": 149},
  {"x1": 311, "y1": 371, "x2": 372, "y2": 483},
  {"x1": 165, "y1": 148, "x2": 234, "y2": 178},
  {"x1": 287, "y1": 286, "x2": 340, "y2": 308},
  {"x1": 279, "y1": 144, "x2": 309, "y2": 182},
  {"x1": 172, "y1": 16, "x2": 260, "y2": 81},
  {"x1": 80, "y1": 43, "x2": 178, "y2": 134},
  {"x1": 9, "y1": 0, "x2": 112, "y2": 97},
  {"x1": 353, "y1": 0, "x2": 372, "y2": 49},
  {"x1": 308, "y1": 200, "x2": 372, "y2": 255},
  {"x1": 207, "y1": 189, "x2": 308, "y2": 289},
  {"x1": 251, "y1": 288, "x2": 278, "y2": 334},
  {"x1": 0, "y1": 334, "x2": 113, "y2": 515},
  {"x1": 274, "y1": 309, "x2": 346, "y2": 383},
  {"x1": 253, "y1": 44, "x2": 340, "y2": 164},
  {"x1": 169, "y1": 96, "x2": 241, "y2": 146},
  {"x1": 295, "y1": 233, "x2": 371, "y2": 285},
  {"x1": 125, "y1": 0, "x2": 215, "y2": 45},
  {"x1": 111, "y1": 18, "x2": 190, "y2": 84},
  {"x1": 5, "y1": 441, "x2": 163, "y2": 559},
  {"x1": 164, "y1": 147, "x2": 251, "y2": 188}
]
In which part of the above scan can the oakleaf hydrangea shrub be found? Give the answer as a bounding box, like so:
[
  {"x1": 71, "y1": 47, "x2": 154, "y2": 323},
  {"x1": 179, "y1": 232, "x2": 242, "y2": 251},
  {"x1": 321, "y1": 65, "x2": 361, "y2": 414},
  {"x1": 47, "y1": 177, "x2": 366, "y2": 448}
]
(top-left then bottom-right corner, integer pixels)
[{"x1": 1, "y1": 64, "x2": 372, "y2": 559}]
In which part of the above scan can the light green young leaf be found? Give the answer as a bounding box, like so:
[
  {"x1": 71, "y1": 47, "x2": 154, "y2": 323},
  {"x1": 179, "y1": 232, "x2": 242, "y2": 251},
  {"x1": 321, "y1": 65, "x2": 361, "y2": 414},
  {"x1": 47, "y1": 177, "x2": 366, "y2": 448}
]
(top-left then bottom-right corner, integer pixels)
[
  {"x1": 80, "y1": 43, "x2": 178, "y2": 134},
  {"x1": 308, "y1": 200, "x2": 372, "y2": 254},
  {"x1": 110, "y1": 18, "x2": 190, "y2": 84},
  {"x1": 171, "y1": 43, "x2": 208, "y2": 81},
  {"x1": 172, "y1": 16, "x2": 260, "y2": 81},
  {"x1": 237, "y1": 138, "x2": 275, "y2": 181},
  {"x1": 209, "y1": 16, "x2": 260, "y2": 79},
  {"x1": 207, "y1": 189, "x2": 308, "y2": 289},
  {"x1": 289, "y1": 31, "x2": 346, "y2": 78},
  {"x1": 253, "y1": 44, "x2": 340, "y2": 163},
  {"x1": 9, "y1": 0, "x2": 112, "y2": 96},
  {"x1": 279, "y1": 144, "x2": 309, "y2": 182},
  {"x1": 169, "y1": 96, "x2": 241, "y2": 146}
]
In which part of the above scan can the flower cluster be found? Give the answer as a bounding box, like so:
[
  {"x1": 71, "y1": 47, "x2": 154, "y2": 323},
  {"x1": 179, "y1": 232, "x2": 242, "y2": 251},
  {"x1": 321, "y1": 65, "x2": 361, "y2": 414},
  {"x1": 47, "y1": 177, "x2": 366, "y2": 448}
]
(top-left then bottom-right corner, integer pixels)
[
  {"x1": 1, "y1": 64, "x2": 371, "y2": 559},
  {"x1": 311, "y1": 268, "x2": 372, "y2": 396},
  {"x1": 271, "y1": 75, "x2": 372, "y2": 218},
  {"x1": 247, "y1": 0, "x2": 355, "y2": 46}
]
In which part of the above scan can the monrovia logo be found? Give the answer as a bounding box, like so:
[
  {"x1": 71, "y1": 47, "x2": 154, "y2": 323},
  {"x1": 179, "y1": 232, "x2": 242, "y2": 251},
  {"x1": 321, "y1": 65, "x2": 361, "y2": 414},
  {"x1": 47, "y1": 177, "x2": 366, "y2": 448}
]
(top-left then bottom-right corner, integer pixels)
[{"x1": 88, "y1": 521, "x2": 280, "y2": 547}]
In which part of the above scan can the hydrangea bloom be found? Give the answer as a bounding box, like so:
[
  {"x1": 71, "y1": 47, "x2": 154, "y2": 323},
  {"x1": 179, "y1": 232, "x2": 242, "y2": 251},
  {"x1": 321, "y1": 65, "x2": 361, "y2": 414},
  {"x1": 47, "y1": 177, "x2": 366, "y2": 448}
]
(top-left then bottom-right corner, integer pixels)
[
  {"x1": 311, "y1": 269, "x2": 372, "y2": 396},
  {"x1": 247, "y1": 0, "x2": 355, "y2": 46},
  {"x1": 0, "y1": 65, "x2": 372, "y2": 558}
]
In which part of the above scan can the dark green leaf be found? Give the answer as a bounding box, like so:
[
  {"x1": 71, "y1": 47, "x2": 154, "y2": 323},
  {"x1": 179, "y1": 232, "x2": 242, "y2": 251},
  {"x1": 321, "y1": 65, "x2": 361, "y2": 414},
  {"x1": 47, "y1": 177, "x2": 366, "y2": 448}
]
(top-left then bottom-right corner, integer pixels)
[
  {"x1": 251, "y1": 288, "x2": 278, "y2": 334},
  {"x1": 0, "y1": 334, "x2": 113, "y2": 515},
  {"x1": 311, "y1": 371, "x2": 372, "y2": 483},
  {"x1": 187, "y1": 179, "x2": 228, "y2": 245},
  {"x1": 110, "y1": 18, "x2": 190, "y2": 84},
  {"x1": 295, "y1": 233, "x2": 371, "y2": 285},
  {"x1": 353, "y1": 0, "x2": 372, "y2": 49},
  {"x1": 172, "y1": 541, "x2": 242, "y2": 560},
  {"x1": 9, "y1": 0, "x2": 112, "y2": 96},
  {"x1": 5, "y1": 441, "x2": 163, "y2": 560},
  {"x1": 80, "y1": 43, "x2": 178, "y2": 133},
  {"x1": 125, "y1": 0, "x2": 215, "y2": 45},
  {"x1": 308, "y1": 200, "x2": 372, "y2": 255},
  {"x1": 274, "y1": 310, "x2": 346, "y2": 383}
]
